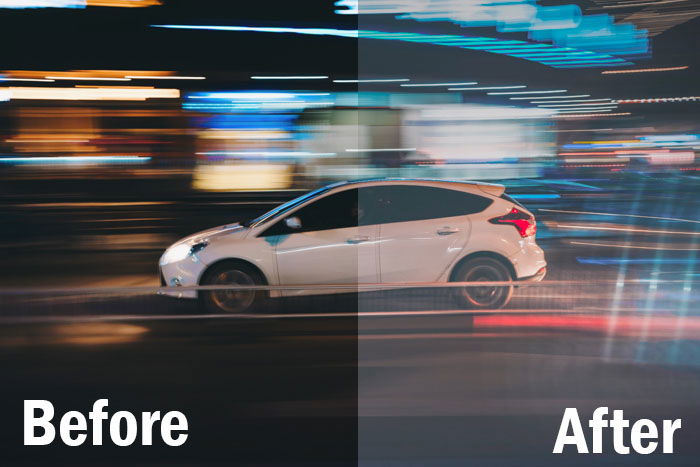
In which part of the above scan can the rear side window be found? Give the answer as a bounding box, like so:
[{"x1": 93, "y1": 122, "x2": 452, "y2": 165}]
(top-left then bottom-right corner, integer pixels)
[{"x1": 362, "y1": 185, "x2": 492, "y2": 224}]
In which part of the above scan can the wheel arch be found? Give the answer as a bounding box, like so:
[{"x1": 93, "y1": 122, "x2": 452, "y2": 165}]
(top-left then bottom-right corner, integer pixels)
[
  {"x1": 199, "y1": 258, "x2": 270, "y2": 286},
  {"x1": 449, "y1": 251, "x2": 516, "y2": 281}
]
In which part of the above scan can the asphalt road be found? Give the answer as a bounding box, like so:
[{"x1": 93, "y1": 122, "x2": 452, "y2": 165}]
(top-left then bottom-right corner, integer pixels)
[
  {"x1": 2, "y1": 309, "x2": 700, "y2": 465},
  {"x1": 2, "y1": 173, "x2": 700, "y2": 465}
]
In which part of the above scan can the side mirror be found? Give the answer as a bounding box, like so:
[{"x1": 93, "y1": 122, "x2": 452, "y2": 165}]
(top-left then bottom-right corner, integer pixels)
[{"x1": 285, "y1": 216, "x2": 302, "y2": 230}]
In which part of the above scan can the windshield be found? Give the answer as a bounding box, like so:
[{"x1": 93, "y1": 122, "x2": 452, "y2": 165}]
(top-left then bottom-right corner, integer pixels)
[{"x1": 243, "y1": 185, "x2": 334, "y2": 228}]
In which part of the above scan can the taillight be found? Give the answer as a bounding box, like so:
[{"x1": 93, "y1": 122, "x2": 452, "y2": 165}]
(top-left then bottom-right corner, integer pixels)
[{"x1": 489, "y1": 207, "x2": 536, "y2": 238}]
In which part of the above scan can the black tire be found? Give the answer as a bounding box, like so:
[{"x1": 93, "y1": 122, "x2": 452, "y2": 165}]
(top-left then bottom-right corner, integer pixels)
[
  {"x1": 451, "y1": 257, "x2": 514, "y2": 309},
  {"x1": 199, "y1": 261, "x2": 267, "y2": 313}
]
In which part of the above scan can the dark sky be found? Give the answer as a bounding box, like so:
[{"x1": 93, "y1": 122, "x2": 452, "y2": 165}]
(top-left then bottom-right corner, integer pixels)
[
  {"x1": 0, "y1": 0, "x2": 697, "y2": 100},
  {"x1": 0, "y1": 1, "x2": 355, "y2": 72}
]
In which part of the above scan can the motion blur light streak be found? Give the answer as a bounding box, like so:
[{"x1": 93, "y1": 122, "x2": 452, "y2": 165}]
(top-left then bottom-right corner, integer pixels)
[
  {"x1": 614, "y1": 96, "x2": 700, "y2": 103},
  {"x1": 197, "y1": 151, "x2": 336, "y2": 158},
  {"x1": 125, "y1": 75, "x2": 206, "y2": 80},
  {"x1": 602, "y1": 66, "x2": 689, "y2": 74},
  {"x1": 570, "y1": 241, "x2": 700, "y2": 251},
  {"x1": 0, "y1": 0, "x2": 83, "y2": 7},
  {"x1": 345, "y1": 148, "x2": 416, "y2": 152},
  {"x1": 578, "y1": 258, "x2": 700, "y2": 265},
  {"x1": 541, "y1": 128, "x2": 613, "y2": 132},
  {"x1": 401, "y1": 82, "x2": 477, "y2": 87},
  {"x1": 189, "y1": 92, "x2": 297, "y2": 99},
  {"x1": 86, "y1": 0, "x2": 160, "y2": 6},
  {"x1": 556, "y1": 108, "x2": 619, "y2": 113},
  {"x1": 552, "y1": 223, "x2": 700, "y2": 236},
  {"x1": 0, "y1": 77, "x2": 55, "y2": 82},
  {"x1": 449, "y1": 86, "x2": 526, "y2": 90},
  {"x1": 488, "y1": 90, "x2": 567, "y2": 95},
  {"x1": 3, "y1": 70, "x2": 201, "y2": 81},
  {"x1": 153, "y1": 24, "x2": 361, "y2": 38},
  {"x1": 510, "y1": 194, "x2": 560, "y2": 199},
  {"x1": 336, "y1": 0, "x2": 650, "y2": 61},
  {"x1": 0, "y1": 156, "x2": 151, "y2": 164},
  {"x1": 49, "y1": 323, "x2": 149, "y2": 346},
  {"x1": 2, "y1": 0, "x2": 165, "y2": 8},
  {"x1": 539, "y1": 103, "x2": 617, "y2": 108},
  {"x1": 333, "y1": 78, "x2": 409, "y2": 83},
  {"x1": 152, "y1": 25, "x2": 636, "y2": 68},
  {"x1": 251, "y1": 76, "x2": 329, "y2": 80},
  {"x1": 5, "y1": 139, "x2": 89, "y2": 143},
  {"x1": 1, "y1": 86, "x2": 180, "y2": 100},
  {"x1": 46, "y1": 76, "x2": 132, "y2": 81},
  {"x1": 511, "y1": 95, "x2": 590, "y2": 100},
  {"x1": 554, "y1": 112, "x2": 631, "y2": 117},
  {"x1": 533, "y1": 99, "x2": 612, "y2": 103}
]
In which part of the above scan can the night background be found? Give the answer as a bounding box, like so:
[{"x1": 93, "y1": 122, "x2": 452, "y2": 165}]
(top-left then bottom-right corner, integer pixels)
[{"x1": 1, "y1": 0, "x2": 700, "y2": 465}]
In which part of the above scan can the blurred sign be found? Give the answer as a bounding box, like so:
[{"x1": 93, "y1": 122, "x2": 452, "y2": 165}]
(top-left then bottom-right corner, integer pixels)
[{"x1": 336, "y1": 0, "x2": 649, "y2": 59}]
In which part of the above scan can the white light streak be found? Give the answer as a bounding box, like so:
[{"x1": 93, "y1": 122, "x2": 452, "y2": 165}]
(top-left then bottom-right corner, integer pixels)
[
  {"x1": 46, "y1": 76, "x2": 132, "y2": 81},
  {"x1": 554, "y1": 112, "x2": 631, "y2": 118},
  {"x1": 449, "y1": 85, "x2": 526, "y2": 90},
  {"x1": 333, "y1": 78, "x2": 410, "y2": 83},
  {"x1": 251, "y1": 75, "x2": 328, "y2": 80},
  {"x1": 345, "y1": 148, "x2": 416, "y2": 152},
  {"x1": 557, "y1": 109, "x2": 615, "y2": 113},
  {"x1": 540, "y1": 208, "x2": 700, "y2": 224},
  {"x1": 127, "y1": 75, "x2": 206, "y2": 80},
  {"x1": 554, "y1": 224, "x2": 700, "y2": 236},
  {"x1": 0, "y1": 78, "x2": 55, "y2": 82},
  {"x1": 510, "y1": 95, "x2": 590, "y2": 100},
  {"x1": 197, "y1": 151, "x2": 335, "y2": 157},
  {"x1": 533, "y1": 99, "x2": 612, "y2": 104},
  {"x1": 538, "y1": 103, "x2": 617, "y2": 107},
  {"x1": 488, "y1": 89, "x2": 567, "y2": 95},
  {"x1": 401, "y1": 82, "x2": 477, "y2": 87}
]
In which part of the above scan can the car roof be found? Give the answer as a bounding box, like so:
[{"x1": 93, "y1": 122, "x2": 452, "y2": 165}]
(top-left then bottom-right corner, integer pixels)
[{"x1": 327, "y1": 178, "x2": 506, "y2": 197}]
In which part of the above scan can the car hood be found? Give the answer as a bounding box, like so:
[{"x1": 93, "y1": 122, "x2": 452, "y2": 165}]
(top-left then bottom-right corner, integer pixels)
[{"x1": 174, "y1": 223, "x2": 248, "y2": 246}]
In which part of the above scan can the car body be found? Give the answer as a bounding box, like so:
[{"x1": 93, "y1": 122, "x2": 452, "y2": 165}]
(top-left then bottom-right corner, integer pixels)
[{"x1": 159, "y1": 178, "x2": 546, "y2": 312}]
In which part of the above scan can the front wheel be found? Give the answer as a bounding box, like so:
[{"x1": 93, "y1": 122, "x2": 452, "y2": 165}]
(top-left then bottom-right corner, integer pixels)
[
  {"x1": 199, "y1": 261, "x2": 266, "y2": 313},
  {"x1": 452, "y1": 257, "x2": 513, "y2": 309}
]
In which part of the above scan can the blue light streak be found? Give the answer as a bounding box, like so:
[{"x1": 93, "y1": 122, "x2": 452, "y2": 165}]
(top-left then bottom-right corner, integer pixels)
[
  {"x1": 151, "y1": 25, "x2": 635, "y2": 69},
  {"x1": 577, "y1": 258, "x2": 700, "y2": 265},
  {"x1": 510, "y1": 194, "x2": 561, "y2": 200}
]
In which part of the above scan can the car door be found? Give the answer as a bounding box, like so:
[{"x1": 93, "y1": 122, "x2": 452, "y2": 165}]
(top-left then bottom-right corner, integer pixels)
[
  {"x1": 368, "y1": 185, "x2": 492, "y2": 283},
  {"x1": 259, "y1": 188, "x2": 380, "y2": 292}
]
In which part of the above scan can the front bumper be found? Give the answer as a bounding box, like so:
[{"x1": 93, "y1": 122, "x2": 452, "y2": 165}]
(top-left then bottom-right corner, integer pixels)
[{"x1": 158, "y1": 258, "x2": 206, "y2": 299}]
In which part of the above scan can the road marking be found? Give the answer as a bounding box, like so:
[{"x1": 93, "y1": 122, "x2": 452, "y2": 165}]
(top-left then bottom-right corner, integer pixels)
[{"x1": 0, "y1": 308, "x2": 627, "y2": 325}]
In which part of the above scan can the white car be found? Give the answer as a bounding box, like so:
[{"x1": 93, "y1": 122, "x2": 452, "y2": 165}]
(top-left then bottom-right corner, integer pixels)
[{"x1": 159, "y1": 179, "x2": 546, "y2": 313}]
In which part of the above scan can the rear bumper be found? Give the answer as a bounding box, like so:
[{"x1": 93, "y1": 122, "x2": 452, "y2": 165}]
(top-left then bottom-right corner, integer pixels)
[
  {"x1": 518, "y1": 266, "x2": 547, "y2": 282},
  {"x1": 509, "y1": 241, "x2": 547, "y2": 280}
]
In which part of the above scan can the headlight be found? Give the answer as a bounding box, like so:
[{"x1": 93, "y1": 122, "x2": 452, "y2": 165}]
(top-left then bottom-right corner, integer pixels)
[
  {"x1": 160, "y1": 244, "x2": 193, "y2": 266},
  {"x1": 160, "y1": 241, "x2": 209, "y2": 266}
]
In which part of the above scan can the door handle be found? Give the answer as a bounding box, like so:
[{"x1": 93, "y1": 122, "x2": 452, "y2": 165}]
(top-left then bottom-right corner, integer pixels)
[
  {"x1": 437, "y1": 227, "x2": 460, "y2": 236},
  {"x1": 347, "y1": 235, "x2": 370, "y2": 244}
]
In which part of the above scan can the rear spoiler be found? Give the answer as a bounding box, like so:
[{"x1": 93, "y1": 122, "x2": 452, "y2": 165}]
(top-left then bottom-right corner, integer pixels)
[{"x1": 475, "y1": 182, "x2": 506, "y2": 197}]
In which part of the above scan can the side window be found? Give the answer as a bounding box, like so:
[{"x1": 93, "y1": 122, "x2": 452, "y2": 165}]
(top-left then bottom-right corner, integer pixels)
[
  {"x1": 261, "y1": 189, "x2": 359, "y2": 236},
  {"x1": 363, "y1": 185, "x2": 492, "y2": 224}
]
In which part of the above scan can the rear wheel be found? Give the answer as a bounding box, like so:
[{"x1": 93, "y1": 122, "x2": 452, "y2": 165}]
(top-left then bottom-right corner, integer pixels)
[
  {"x1": 452, "y1": 257, "x2": 513, "y2": 309},
  {"x1": 199, "y1": 261, "x2": 266, "y2": 313}
]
